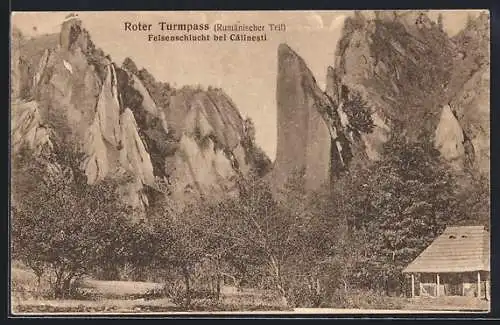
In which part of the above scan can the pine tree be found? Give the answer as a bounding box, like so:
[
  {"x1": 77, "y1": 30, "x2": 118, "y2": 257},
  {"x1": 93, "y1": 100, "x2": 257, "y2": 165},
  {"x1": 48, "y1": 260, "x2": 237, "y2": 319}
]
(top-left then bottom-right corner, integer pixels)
[
  {"x1": 331, "y1": 138, "x2": 468, "y2": 292},
  {"x1": 122, "y1": 57, "x2": 139, "y2": 75}
]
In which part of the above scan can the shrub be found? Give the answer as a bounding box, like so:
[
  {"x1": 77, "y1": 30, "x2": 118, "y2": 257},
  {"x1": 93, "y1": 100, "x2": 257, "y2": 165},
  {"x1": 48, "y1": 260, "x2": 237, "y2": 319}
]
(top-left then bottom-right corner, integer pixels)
[
  {"x1": 164, "y1": 281, "x2": 187, "y2": 306},
  {"x1": 140, "y1": 286, "x2": 168, "y2": 301}
]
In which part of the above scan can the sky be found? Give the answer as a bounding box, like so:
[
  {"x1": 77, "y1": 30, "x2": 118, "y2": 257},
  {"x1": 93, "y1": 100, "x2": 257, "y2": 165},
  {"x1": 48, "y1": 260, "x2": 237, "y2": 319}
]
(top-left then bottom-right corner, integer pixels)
[{"x1": 12, "y1": 10, "x2": 485, "y2": 161}]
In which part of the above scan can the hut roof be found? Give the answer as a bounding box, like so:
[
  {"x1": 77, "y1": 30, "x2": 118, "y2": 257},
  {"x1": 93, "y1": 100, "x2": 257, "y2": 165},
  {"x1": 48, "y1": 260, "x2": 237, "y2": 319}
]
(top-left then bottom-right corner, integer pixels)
[{"x1": 403, "y1": 226, "x2": 490, "y2": 273}]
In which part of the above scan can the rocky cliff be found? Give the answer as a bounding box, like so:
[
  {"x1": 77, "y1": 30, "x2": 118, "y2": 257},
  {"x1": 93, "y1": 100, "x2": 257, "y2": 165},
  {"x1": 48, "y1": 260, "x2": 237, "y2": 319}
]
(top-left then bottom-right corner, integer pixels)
[
  {"x1": 328, "y1": 10, "x2": 489, "y2": 176},
  {"x1": 271, "y1": 44, "x2": 330, "y2": 191},
  {"x1": 165, "y1": 87, "x2": 252, "y2": 202},
  {"x1": 270, "y1": 44, "x2": 357, "y2": 191},
  {"x1": 271, "y1": 11, "x2": 489, "y2": 192},
  {"x1": 11, "y1": 12, "x2": 490, "y2": 207},
  {"x1": 11, "y1": 15, "x2": 262, "y2": 210},
  {"x1": 447, "y1": 13, "x2": 490, "y2": 176}
]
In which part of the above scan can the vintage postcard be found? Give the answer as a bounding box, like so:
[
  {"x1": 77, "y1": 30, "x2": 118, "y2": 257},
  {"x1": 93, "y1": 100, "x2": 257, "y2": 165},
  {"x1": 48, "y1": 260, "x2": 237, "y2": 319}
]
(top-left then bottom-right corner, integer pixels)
[{"x1": 10, "y1": 10, "x2": 490, "y2": 315}]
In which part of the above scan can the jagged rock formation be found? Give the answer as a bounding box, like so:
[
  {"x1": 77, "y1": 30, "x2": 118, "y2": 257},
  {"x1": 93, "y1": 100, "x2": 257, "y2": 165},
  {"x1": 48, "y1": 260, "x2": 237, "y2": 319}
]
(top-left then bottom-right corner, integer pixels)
[
  {"x1": 11, "y1": 16, "x2": 157, "y2": 208},
  {"x1": 334, "y1": 11, "x2": 453, "y2": 144},
  {"x1": 448, "y1": 64, "x2": 489, "y2": 175},
  {"x1": 271, "y1": 44, "x2": 331, "y2": 191},
  {"x1": 325, "y1": 64, "x2": 390, "y2": 163},
  {"x1": 12, "y1": 101, "x2": 53, "y2": 155},
  {"x1": 446, "y1": 13, "x2": 490, "y2": 176},
  {"x1": 270, "y1": 44, "x2": 352, "y2": 191},
  {"x1": 270, "y1": 11, "x2": 489, "y2": 192},
  {"x1": 164, "y1": 87, "x2": 251, "y2": 202},
  {"x1": 434, "y1": 104, "x2": 465, "y2": 169},
  {"x1": 11, "y1": 15, "x2": 262, "y2": 210},
  {"x1": 11, "y1": 11, "x2": 490, "y2": 210},
  {"x1": 328, "y1": 10, "x2": 489, "y2": 176}
]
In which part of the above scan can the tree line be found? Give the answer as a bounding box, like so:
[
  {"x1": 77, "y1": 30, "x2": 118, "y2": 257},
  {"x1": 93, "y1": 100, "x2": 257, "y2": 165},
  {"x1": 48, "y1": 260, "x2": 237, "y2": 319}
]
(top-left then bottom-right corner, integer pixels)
[{"x1": 11, "y1": 135, "x2": 489, "y2": 307}]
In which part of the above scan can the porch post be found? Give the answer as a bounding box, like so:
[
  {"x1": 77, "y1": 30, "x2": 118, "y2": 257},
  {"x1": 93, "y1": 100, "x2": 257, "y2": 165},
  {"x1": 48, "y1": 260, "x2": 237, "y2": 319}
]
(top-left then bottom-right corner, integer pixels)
[
  {"x1": 477, "y1": 272, "x2": 481, "y2": 299},
  {"x1": 411, "y1": 274, "x2": 415, "y2": 298},
  {"x1": 436, "y1": 273, "x2": 440, "y2": 297}
]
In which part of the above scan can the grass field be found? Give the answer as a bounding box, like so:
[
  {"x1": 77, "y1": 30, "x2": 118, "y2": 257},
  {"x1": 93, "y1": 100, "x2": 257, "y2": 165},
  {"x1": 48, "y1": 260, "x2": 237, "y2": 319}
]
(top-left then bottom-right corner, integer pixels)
[
  {"x1": 10, "y1": 266, "x2": 490, "y2": 314},
  {"x1": 11, "y1": 266, "x2": 286, "y2": 313},
  {"x1": 79, "y1": 279, "x2": 164, "y2": 299}
]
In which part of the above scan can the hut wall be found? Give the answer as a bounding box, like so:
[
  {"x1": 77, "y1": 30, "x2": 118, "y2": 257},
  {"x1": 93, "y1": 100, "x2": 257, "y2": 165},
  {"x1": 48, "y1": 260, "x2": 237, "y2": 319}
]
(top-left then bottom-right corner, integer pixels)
[{"x1": 416, "y1": 272, "x2": 490, "y2": 298}]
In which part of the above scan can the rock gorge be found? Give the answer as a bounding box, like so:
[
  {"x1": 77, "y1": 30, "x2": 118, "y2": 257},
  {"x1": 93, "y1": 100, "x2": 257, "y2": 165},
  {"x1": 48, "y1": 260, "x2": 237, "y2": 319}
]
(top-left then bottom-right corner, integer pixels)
[
  {"x1": 11, "y1": 11, "x2": 489, "y2": 210},
  {"x1": 11, "y1": 16, "x2": 265, "y2": 210}
]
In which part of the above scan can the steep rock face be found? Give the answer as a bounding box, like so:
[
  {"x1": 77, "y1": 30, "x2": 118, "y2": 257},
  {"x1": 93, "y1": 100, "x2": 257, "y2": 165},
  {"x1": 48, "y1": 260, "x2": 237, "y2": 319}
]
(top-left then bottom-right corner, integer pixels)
[
  {"x1": 446, "y1": 13, "x2": 490, "y2": 176},
  {"x1": 325, "y1": 65, "x2": 390, "y2": 163},
  {"x1": 96, "y1": 64, "x2": 121, "y2": 148},
  {"x1": 271, "y1": 44, "x2": 349, "y2": 191},
  {"x1": 130, "y1": 74, "x2": 169, "y2": 134},
  {"x1": 165, "y1": 88, "x2": 251, "y2": 200},
  {"x1": 167, "y1": 88, "x2": 245, "y2": 149},
  {"x1": 12, "y1": 101, "x2": 53, "y2": 155},
  {"x1": 448, "y1": 64, "x2": 490, "y2": 176},
  {"x1": 335, "y1": 11, "x2": 452, "y2": 141},
  {"x1": 11, "y1": 28, "x2": 22, "y2": 100},
  {"x1": 12, "y1": 15, "x2": 259, "y2": 210},
  {"x1": 434, "y1": 105, "x2": 465, "y2": 169},
  {"x1": 35, "y1": 44, "x2": 100, "y2": 144},
  {"x1": 119, "y1": 108, "x2": 155, "y2": 187},
  {"x1": 82, "y1": 108, "x2": 109, "y2": 184},
  {"x1": 12, "y1": 17, "x2": 156, "y2": 209},
  {"x1": 332, "y1": 11, "x2": 489, "y2": 175},
  {"x1": 169, "y1": 135, "x2": 239, "y2": 202},
  {"x1": 15, "y1": 32, "x2": 60, "y2": 100}
]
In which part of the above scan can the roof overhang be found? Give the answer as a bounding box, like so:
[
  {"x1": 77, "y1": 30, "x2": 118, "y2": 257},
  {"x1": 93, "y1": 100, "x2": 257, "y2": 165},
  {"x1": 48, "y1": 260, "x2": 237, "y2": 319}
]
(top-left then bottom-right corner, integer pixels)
[{"x1": 403, "y1": 267, "x2": 490, "y2": 274}]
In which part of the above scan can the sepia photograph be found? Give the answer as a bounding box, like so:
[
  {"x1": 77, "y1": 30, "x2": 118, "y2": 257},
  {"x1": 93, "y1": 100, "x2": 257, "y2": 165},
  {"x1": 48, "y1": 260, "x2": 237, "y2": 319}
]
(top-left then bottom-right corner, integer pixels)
[{"x1": 9, "y1": 10, "x2": 490, "y2": 315}]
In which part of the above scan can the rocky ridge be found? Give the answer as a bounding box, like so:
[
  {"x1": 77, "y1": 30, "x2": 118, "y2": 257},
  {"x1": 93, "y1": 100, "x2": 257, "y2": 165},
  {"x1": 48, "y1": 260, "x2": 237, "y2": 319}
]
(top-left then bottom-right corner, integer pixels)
[
  {"x1": 270, "y1": 10, "x2": 489, "y2": 191},
  {"x1": 11, "y1": 16, "x2": 262, "y2": 210},
  {"x1": 330, "y1": 10, "x2": 490, "y2": 176},
  {"x1": 11, "y1": 11, "x2": 490, "y2": 209}
]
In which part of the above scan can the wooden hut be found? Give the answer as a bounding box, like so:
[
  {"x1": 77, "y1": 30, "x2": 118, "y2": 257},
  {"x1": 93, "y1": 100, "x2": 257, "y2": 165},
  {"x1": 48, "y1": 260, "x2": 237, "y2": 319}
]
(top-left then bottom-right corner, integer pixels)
[{"x1": 402, "y1": 226, "x2": 490, "y2": 299}]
